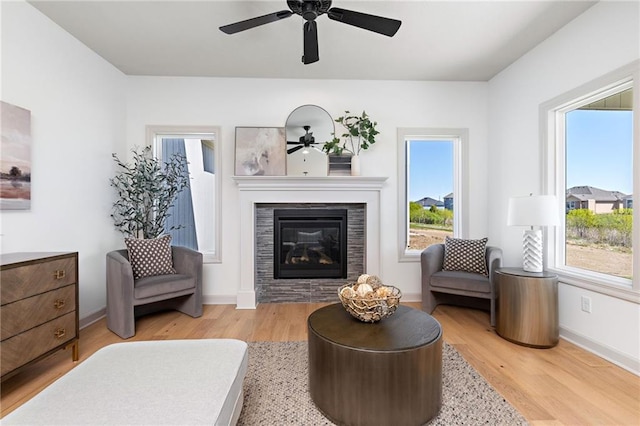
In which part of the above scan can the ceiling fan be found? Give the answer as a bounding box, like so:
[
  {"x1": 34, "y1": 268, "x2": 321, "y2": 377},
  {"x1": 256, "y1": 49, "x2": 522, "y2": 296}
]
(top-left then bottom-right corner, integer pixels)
[
  {"x1": 219, "y1": 0, "x2": 402, "y2": 64},
  {"x1": 287, "y1": 125, "x2": 320, "y2": 154}
]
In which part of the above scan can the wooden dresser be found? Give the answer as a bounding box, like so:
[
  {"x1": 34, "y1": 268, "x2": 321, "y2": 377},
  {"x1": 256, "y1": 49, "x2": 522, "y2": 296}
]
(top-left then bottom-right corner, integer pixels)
[{"x1": 1, "y1": 252, "x2": 79, "y2": 381}]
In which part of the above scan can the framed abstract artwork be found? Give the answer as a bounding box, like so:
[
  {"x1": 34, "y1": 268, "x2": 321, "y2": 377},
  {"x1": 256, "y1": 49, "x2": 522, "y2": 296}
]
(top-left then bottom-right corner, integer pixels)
[
  {"x1": 1, "y1": 101, "x2": 31, "y2": 210},
  {"x1": 234, "y1": 127, "x2": 286, "y2": 176}
]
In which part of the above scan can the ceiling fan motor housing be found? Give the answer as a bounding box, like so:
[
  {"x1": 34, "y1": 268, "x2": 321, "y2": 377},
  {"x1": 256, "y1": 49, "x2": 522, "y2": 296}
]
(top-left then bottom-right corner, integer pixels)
[{"x1": 288, "y1": 0, "x2": 332, "y2": 21}]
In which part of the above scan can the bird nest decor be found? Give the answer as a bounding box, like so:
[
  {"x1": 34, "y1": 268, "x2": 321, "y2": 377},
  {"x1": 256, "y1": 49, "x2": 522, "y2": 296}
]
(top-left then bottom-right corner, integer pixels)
[{"x1": 338, "y1": 274, "x2": 402, "y2": 323}]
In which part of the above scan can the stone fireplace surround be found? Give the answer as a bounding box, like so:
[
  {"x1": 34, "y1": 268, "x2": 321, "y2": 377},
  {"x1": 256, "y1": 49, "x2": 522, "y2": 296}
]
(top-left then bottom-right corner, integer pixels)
[
  {"x1": 233, "y1": 176, "x2": 387, "y2": 309},
  {"x1": 256, "y1": 203, "x2": 364, "y2": 303}
]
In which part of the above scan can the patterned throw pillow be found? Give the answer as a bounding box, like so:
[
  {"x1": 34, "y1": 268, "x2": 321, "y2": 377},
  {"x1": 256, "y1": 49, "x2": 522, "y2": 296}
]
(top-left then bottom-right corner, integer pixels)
[
  {"x1": 442, "y1": 237, "x2": 489, "y2": 276},
  {"x1": 125, "y1": 234, "x2": 176, "y2": 279}
]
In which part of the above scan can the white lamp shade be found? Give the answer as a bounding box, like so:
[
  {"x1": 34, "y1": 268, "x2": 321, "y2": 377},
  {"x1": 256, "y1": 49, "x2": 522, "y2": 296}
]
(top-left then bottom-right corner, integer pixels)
[{"x1": 507, "y1": 195, "x2": 560, "y2": 227}]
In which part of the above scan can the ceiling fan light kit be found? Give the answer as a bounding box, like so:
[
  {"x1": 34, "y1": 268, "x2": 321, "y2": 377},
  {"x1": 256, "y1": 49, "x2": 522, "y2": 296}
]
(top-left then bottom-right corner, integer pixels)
[
  {"x1": 219, "y1": 0, "x2": 401, "y2": 64},
  {"x1": 287, "y1": 125, "x2": 322, "y2": 155}
]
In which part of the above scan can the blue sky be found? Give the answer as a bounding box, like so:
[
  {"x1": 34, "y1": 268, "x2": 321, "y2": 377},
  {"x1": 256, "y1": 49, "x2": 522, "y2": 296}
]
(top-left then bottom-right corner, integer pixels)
[
  {"x1": 408, "y1": 110, "x2": 633, "y2": 202},
  {"x1": 566, "y1": 110, "x2": 633, "y2": 195},
  {"x1": 408, "y1": 140, "x2": 453, "y2": 202}
]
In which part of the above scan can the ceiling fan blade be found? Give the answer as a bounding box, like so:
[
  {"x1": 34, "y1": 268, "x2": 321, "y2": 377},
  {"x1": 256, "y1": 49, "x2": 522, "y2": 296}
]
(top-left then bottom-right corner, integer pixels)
[
  {"x1": 219, "y1": 10, "x2": 293, "y2": 34},
  {"x1": 287, "y1": 141, "x2": 301, "y2": 145},
  {"x1": 327, "y1": 7, "x2": 401, "y2": 37},
  {"x1": 303, "y1": 20, "x2": 319, "y2": 64},
  {"x1": 287, "y1": 145, "x2": 304, "y2": 154}
]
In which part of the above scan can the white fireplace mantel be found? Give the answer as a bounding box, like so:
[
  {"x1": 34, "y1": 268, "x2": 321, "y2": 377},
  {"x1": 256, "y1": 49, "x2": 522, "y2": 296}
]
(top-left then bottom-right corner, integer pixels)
[
  {"x1": 232, "y1": 176, "x2": 388, "y2": 191},
  {"x1": 233, "y1": 176, "x2": 388, "y2": 309}
]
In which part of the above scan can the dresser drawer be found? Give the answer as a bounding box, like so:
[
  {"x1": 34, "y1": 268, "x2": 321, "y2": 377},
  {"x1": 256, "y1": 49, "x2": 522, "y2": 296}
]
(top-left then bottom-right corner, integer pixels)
[
  {"x1": 1, "y1": 312, "x2": 77, "y2": 377},
  {"x1": 1, "y1": 285, "x2": 76, "y2": 340},
  {"x1": 1, "y1": 257, "x2": 77, "y2": 305}
]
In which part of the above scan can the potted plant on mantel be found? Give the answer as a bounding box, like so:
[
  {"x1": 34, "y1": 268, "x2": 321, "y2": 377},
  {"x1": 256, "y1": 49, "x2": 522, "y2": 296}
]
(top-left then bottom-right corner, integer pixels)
[
  {"x1": 322, "y1": 110, "x2": 380, "y2": 176},
  {"x1": 110, "y1": 146, "x2": 189, "y2": 240}
]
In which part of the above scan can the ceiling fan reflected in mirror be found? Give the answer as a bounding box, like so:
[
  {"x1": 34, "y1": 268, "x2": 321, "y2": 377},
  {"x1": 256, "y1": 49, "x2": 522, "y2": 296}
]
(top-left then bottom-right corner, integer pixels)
[
  {"x1": 287, "y1": 125, "x2": 321, "y2": 154},
  {"x1": 219, "y1": 0, "x2": 402, "y2": 64}
]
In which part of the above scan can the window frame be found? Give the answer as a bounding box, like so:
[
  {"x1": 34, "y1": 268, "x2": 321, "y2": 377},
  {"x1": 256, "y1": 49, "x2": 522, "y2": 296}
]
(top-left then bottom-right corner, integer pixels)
[
  {"x1": 540, "y1": 61, "x2": 639, "y2": 302},
  {"x1": 146, "y1": 125, "x2": 222, "y2": 263},
  {"x1": 397, "y1": 128, "x2": 469, "y2": 262}
]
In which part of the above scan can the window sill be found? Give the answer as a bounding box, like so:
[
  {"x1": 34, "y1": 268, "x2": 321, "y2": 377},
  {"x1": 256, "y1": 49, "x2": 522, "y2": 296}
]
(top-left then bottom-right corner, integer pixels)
[
  {"x1": 203, "y1": 253, "x2": 221, "y2": 264},
  {"x1": 548, "y1": 267, "x2": 639, "y2": 304},
  {"x1": 399, "y1": 249, "x2": 422, "y2": 263}
]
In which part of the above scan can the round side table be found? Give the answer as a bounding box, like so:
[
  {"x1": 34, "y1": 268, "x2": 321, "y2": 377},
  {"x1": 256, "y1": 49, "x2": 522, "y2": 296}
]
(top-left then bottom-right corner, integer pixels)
[
  {"x1": 308, "y1": 303, "x2": 442, "y2": 426},
  {"x1": 495, "y1": 267, "x2": 559, "y2": 348}
]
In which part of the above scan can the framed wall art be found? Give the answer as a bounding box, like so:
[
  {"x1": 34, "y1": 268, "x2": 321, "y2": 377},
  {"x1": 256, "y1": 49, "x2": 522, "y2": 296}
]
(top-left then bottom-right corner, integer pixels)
[
  {"x1": 234, "y1": 127, "x2": 286, "y2": 176},
  {"x1": 1, "y1": 101, "x2": 32, "y2": 210}
]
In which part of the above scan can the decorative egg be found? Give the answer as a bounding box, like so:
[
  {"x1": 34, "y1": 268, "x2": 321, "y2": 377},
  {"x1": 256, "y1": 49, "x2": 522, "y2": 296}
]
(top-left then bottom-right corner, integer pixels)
[
  {"x1": 366, "y1": 275, "x2": 383, "y2": 287},
  {"x1": 355, "y1": 283, "x2": 373, "y2": 297},
  {"x1": 340, "y1": 286, "x2": 356, "y2": 298},
  {"x1": 357, "y1": 274, "x2": 370, "y2": 284}
]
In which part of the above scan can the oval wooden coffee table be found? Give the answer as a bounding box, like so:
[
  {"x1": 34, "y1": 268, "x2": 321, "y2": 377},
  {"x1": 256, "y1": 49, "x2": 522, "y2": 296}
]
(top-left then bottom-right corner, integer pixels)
[{"x1": 308, "y1": 303, "x2": 442, "y2": 426}]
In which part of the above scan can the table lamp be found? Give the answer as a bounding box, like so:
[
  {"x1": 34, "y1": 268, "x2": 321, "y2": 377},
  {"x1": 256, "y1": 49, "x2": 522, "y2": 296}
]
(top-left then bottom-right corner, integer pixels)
[{"x1": 507, "y1": 194, "x2": 559, "y2": 273}]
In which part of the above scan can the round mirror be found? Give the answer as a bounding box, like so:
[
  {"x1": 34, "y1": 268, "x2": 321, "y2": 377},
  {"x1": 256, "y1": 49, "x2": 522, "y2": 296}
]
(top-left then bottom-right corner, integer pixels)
[{"x1": 285, "y1": 105, "x2": 333, "y2": 176}]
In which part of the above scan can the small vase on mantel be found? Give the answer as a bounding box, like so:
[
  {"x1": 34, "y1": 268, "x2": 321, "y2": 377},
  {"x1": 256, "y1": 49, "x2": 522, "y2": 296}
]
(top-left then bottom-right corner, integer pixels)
[{"x1": 350, "y1": 155, "x2": 361, "y2": 176}]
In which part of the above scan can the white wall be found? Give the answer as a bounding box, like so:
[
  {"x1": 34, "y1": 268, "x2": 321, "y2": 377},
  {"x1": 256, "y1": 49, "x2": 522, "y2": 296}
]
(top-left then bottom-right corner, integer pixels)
[
  {"x1": 488, "y1": 1, "x2": 640, "y2": 373},
  {"x1": 125, "y1": 77, "x2": 490, "y2": 302},
  {"x1": 1, "y1": 2, "x2": 489, "y2": 322},
  {"x1": 8, "y1": 1, "x2": 636, "y2": 374},
  {"x1": 1, "y1": 1, "x2": 127, "y2": 319}
]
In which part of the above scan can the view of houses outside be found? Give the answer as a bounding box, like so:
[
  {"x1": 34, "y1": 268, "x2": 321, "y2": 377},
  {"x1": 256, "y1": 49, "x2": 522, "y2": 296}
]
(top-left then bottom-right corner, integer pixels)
[
  {"x1": 565, "y1": 104, "x2": 633, "y2": 279},
  {"x1": 407, "y1": 140, "x2": 454, "y2": 250},
  {"x1": 407, "y1": 97, "x2": 633, "y2": 282}
]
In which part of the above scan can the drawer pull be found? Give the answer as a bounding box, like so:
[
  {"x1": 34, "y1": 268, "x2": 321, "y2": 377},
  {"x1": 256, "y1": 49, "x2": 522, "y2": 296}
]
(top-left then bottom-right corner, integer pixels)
[
  {"x1": 54, "y1": 328, "x2": 66, "y2": 339},
  {"x1": 54, "y1": 299, "x2": 66, "y2": 309},
  {"x1": 54, "y1": 270, "x2": 66, "y2": 280}
]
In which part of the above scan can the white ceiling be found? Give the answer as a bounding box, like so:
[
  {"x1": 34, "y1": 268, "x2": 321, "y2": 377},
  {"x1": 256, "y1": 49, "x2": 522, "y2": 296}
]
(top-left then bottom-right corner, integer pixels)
[{"x1": 28, "y1": 0, "x2": 597, "y2": 81}]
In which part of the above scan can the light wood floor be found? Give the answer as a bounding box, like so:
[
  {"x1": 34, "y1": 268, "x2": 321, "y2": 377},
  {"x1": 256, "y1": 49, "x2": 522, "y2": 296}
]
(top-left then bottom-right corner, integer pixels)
[{"x1": 1, "y1": 302, "x2": 639, "y2": 425}]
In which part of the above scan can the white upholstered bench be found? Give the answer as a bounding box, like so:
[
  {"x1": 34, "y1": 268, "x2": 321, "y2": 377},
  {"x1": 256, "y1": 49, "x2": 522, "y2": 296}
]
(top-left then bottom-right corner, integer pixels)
[{"x1": 2, "y1": 339, "x2": 248, "y2": 425}]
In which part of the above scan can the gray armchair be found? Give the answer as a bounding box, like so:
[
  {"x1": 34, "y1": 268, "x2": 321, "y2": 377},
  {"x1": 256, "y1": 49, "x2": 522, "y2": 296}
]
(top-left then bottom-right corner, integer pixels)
[
  {"x1": 421, "y1": 243, "x2": 502, "y2": 326},
  {"x1": 106, "y1": 246, "x2": 203, "y2": 339}
]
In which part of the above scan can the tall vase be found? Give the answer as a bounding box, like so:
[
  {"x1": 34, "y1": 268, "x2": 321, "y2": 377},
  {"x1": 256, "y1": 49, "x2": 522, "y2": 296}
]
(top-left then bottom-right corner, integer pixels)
[{"x1": 350, "y1": 155, "x2": 361, "y2": 176}]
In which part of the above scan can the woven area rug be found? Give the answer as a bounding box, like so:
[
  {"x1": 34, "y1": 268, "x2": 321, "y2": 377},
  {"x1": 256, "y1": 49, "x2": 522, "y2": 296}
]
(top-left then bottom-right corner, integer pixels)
[{"x1": 237, "y1": 341, "x2": 527, "y2": 425}]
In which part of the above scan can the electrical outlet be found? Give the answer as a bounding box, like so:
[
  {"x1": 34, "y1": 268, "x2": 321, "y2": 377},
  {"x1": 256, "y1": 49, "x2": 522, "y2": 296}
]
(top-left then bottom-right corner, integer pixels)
[{"x1": 581, "y1": 296, "x2": 592, "y2": 313}]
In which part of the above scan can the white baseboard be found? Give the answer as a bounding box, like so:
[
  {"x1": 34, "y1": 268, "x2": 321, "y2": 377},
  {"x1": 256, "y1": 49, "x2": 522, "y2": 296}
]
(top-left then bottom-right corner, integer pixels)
[
  {"x1": 80, "y1": 307, "x2": 106, "y2": 329},
  {"x1": 401, "y1": 292, "x2": 422, "y2": 303},
  {"x1": 560, "y1": 326, "x2": 640, "y2": 376},
  {"x1": 202, "y1": 295, "x2": 237, "y2": 305}
]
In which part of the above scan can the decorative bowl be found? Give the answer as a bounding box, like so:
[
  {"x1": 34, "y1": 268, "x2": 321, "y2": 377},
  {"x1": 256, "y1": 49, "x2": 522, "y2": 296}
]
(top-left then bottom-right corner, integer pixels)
[{"x1": 338, "y1": 282, "x2": 402, "y2": 323}]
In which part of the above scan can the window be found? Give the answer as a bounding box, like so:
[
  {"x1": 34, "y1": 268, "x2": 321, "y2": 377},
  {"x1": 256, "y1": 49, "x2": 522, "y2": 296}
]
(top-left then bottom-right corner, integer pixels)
[
  {"x1": 542, "y1": 62, "x2": 638, "y2": 298},
  {"x1": 148, "y1": 126, "x2": 221, "y2": 263},
  {"x1": 397, "y1": 128, "x2": 468, "y2": 261}
]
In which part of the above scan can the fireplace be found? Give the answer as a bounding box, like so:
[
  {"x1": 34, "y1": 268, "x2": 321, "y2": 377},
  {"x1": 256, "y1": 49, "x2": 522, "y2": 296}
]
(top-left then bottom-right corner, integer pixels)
[
  {"x1": 233, "y1": 176, "x2": 386, "y2": 308},
  {"x1": 273, "y1": 209, "x2": 347, "y2": 279}
]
